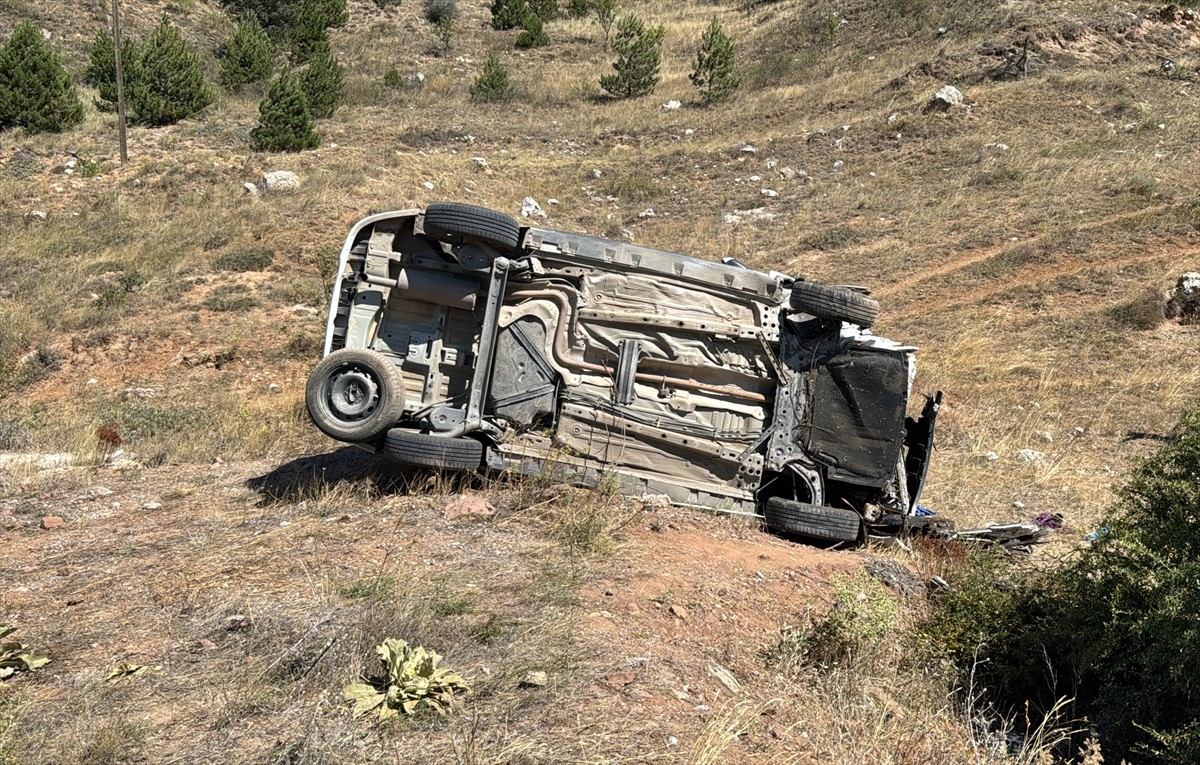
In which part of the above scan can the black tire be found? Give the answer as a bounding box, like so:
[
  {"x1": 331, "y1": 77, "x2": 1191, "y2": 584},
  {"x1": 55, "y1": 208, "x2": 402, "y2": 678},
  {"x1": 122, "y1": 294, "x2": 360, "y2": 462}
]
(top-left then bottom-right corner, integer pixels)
[
  {"x1": 763, "y1": 497, "x2": 862, "y2": 544},
  {"x1": 306, "y1": 349, "x2": 407, "y2": 443},
  {"x1": 789, "y1": 281, "x2": 880, "y2": 328},
  {"x1": 423, "y1": 202, "x2": 521, "y2": 252},
  {"x1": 383, "y1": 429, "x2": 484, "y2": 470}
]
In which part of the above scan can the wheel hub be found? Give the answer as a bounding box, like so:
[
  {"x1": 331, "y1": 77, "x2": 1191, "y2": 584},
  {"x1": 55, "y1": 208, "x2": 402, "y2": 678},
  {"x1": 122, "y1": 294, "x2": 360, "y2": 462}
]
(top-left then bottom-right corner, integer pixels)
[{"x1": 329, "y1": 369, "x2": 379, "y2": 419}]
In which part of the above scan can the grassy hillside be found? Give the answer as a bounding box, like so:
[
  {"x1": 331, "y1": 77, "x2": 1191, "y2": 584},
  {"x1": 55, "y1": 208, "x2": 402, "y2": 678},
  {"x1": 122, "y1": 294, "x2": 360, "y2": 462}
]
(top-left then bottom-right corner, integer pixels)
[{"x1": 1, "y1": 0, "x2": 1199, "y2": 761}]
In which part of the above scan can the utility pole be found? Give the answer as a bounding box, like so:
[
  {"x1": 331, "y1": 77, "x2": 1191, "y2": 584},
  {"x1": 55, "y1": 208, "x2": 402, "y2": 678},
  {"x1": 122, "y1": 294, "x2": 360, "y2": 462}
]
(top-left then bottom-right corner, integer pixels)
[{"x1": 111, "y1": 0, "x2": 128, "y2": 163}]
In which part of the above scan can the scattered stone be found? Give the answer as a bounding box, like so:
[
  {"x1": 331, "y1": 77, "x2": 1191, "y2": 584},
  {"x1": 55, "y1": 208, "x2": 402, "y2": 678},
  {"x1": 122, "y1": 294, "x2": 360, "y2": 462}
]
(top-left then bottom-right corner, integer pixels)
[
  {"x1": 604, "y1": 671, "x2": 637, "y2": 688},
  {"x1": 197, "y1": 639, "x2": 218, "y2": 651},
  {"x1": 749, "y1": 175, "x2": 761, "y2": 182},
  {"x1": 519, "y1": 670, "x2": 548, "y2": 688},
  {"x1": 142, "y1": 502, "x2": 162, "y2": 511},
  {"x1": 760, "y1": 188, "x2": 779, "y2": 198},
  {"x1": 1017, "y1": 449, "x2": 1046, "y2": 465},
  {"x1": 1122, "y1": 122, "x2": 1138, "y2": 133},
  {"x1": 778, "y1": 167, "x2": 798, "y2": 180},
  {"x1": 1036, "y1": 430, "x2": 1053, "y2": 443},
  {"x1": 225, "y1": 614, "x2": 250, "y2": 631},
  {"x1": 470, "y1": 156, "x2": 488, "y2": 169},
  {"x1": 669, "y1": 604, "x2": 689, "y2": 620},
  {"x1": 638, "y1": 208, "x2": 656, "y2": 218},
  {"x1": 86, "y1": 378, "x2": 97, "y2": 385},
  {"x1": 242, "y1": 182, "x2": 258, "y2": 195},
  {"x1": 26, "y1": 210, "x2": 47, "y2": 221},
  {"x1": 983, "y1": 142, "x2": 1010, "y2": 152},
  {"x1": 1165, "y1": 272, "x2": 1200, "y2": 323},
  {"x1": 121, "y1": 387, "x2": 157, "y2": 401},
  {"x1": 639, "y1": 493, "x2": 671, "y2": 509},
  {"x1": 521, "y1": 197, "x2": 547, "y2": 218},
  {"x1": 547, "y1": 198, "x2": 559, "y2": 205},
  {"x1": 740, "y1": 144, "x2": 757, "y2": 155},
  {"x1": 443, "y1": 495, "x2": 496, "y2": 521},
  {"x1": 422, "y1": 181, "x2": 435, "y2": 190},
  {"x1": 662, "y1": 100, "x2": 681, "y2": 110},
  {"x1": 864, "y1": 558, "x2": 925, "y2": 597},
  {"x1": 1013, "y1": 500, "x2": 1026, "y2": 510},
  {"x1": 260, "y1": 171, "x2": 300, "y2": 192},
  {"x1": 983, "y1": 451, "x2": 1000, "y2": 462},
  {"x1": 927, "y1": 85, "x2": 964, "y2": 111},
  {"x1": 684, "y1": 128, "x2": 694, "y2": 136},
  {"x1": 764, "y1": 158, "x2": 778, "y2": 170},
  {"x1": 832, "y1": 160, "x2": 845, "y2": 170},
  {"x1": 590, "y1": 168, "x2": 603, "y2": 179},
  {"x1": 723, "y1": 208, "x2": 776, "y2": 225},
  {"x1": 1072, "y1": 426, "x2": 1086, "y2": 438},
  {"x1": 40, "y1": 516, "x2": 65, "y2": 529}
]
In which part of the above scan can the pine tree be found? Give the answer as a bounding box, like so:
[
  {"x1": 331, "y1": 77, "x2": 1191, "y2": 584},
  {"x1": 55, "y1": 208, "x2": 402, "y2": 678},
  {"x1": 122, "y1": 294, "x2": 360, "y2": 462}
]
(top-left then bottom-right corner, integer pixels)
[
  {"x1": 316, "y1": 0, "x2": 349, "y2": 28},
  {"x1": 251, "y1": 69, "x2": 319, "y2": 151},
  {"x1": 591, "y1": 0, "x2": 616, "y2": 48},
  {"x1": 566, "y1": 0, "x2": 589, "y2": 19},
  {"x1": 469, "y1": 53, "x2": 514, "y2": 103},
  {"x1": 599, "y1": 14, "x2": 664, "y2": 98},
  {"x1": 0, "y1": 21, "x2": 84, "y2": 134},
  {"x1": 527, "y1": 0, "x2": 557, "y2": 22},
  {"x1": 85, "y1": 29, "x2": 140, "y2": 112},
  {"x1": 290, "y1": 0, "x2": 331, "y2": 63},
  {"x1": 128, "y1": 16, "x2": 212, "y2": 126},
  {"x1": 220, "y1": 15, "x2": 275, "y2": 92},
  {"x1": 689, "y1": 16, "x2": 739, "y2": 104},
  {"x1": 220, "y1": 0, "x2": 304, "y2": 36},
  {"x1": 298, "y1": 38, "x2": 343, "y2": 119},
  {"x1": 491, "y1": 0, "x2": 526, "y2": 30},
  {"x1": 515, "y1": 10, "x2": 549, "y2": 48}
]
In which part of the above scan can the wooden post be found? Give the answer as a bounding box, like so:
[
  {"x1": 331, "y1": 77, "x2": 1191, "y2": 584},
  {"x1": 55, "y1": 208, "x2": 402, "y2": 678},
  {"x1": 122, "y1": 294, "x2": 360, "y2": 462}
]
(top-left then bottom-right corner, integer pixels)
[{"x1": 112, "y1": 0, "x2": 128, "y2": 163}]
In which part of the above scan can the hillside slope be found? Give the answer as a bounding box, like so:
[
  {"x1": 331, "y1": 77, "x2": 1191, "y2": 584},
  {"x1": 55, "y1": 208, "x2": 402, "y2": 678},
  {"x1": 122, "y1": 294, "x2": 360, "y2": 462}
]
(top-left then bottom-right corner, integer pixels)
[{"x1": 1, "y1": 0, "x2": 1199, "y2": 761}]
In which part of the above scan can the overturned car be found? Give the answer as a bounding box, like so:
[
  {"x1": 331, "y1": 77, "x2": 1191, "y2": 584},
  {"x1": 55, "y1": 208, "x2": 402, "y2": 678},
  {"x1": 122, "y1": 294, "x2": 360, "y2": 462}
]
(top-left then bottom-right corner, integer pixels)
[{"x1": 306, "y1": 203, "x2": 941, "y2": 545}]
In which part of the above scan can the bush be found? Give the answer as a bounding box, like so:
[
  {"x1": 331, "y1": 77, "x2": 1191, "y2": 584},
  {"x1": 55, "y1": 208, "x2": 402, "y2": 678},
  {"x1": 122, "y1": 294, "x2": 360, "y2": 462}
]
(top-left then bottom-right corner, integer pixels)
[
  {"x1": 220, "y1": 15, "x2": 275, "y2": 92},
  {"x1": 290, "y1": 0, "x2": 333, "y2": 64},
  {"x1": 85, "y1": 30, "x2": 140, "y2": 112},
  {"x1": 469, "y1": 54, "x2": 514, "y2": 102},
  {"x1": 423, "y1": 0, "x2": 457, "y2": 23},
  {"x1": 599, "y1": 14, "x2": 664, "y2": 98},
  {"x1": 591, "y1": 0, "x2": 616, "y2": 47},
  {"x1": 251, "y1": 69, "x2": 320, "y2": 152},
  {"x1": 515, "y1": 11, "x2": 550, "y2": 48},
  {"x1": 128, "y1": 16, "x2": 212, "y2": 126},
  {"x1": 220, "y1": 0, "x2": 304, "y2": 35},
  {"x1": 491, "y1": 0, "x2": 527, "y2": 30},
  {"x1": 527, "y1": 0, "x2": 558, "y2": 22},
  {"x1": 566, "y1": 0, "x2": 589, "y2": 18},
  {"x1": 690, "y1": 16, "x2": 739, "y2": 104},
  {"x1": 299, "y1": 38, "x2": 343, "y2": 118},
  {"x1": 0, "y1": 21, "x2": 84, "y2": 134},
  {"x1": 316, "y1": 0, "x2": 349, "y2": 28}
]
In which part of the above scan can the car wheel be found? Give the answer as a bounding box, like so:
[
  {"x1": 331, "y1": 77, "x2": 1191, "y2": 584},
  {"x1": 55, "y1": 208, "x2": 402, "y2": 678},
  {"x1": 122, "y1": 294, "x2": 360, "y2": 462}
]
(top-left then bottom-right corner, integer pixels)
[
  {"x1": 306, "y1": 348, "x2": 406, "y2": 443},
  {"x1": 789, "y1": 281, "x2": 880, "y2": 328},
  {"x1": 383, "y1": 429, "x2": 484, "y2": 470},
  {"x1": 423, "y1": 202, "x2": 521, "y2": 252},
  {"x1": 763, "y1": 497, "x2": 862, "y2": 544}
]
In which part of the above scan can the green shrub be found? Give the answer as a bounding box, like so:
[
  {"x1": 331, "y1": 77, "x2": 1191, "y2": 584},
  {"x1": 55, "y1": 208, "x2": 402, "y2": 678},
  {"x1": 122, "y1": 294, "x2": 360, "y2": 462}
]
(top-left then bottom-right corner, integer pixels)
[
  {"x1": 316, "y1": 0, "x2": 349, "y2": 28},
  {"x1": 566, "y1": 0, "x2": 589, "y2": 18},
  {"x1": 0, "y1": 20, "x2": 84, "y2": 134},
  {"x1": 127, "y1": 16, "x2": 212, "y2": 126},
  {"x1": 591, "y1": 0, "x2": 616, "y2": 47},
  {"x1": 219, "y1": 15, "x2": 275, "y2": 92},
  {"x1": 423, "y1": 0, "x2": 457, "y2": 23},
  {"x1": 220, "y1": 0, "x2": 304, "y2": 36},
  {"x1": 250, "y1": 69, "x2": 320, "y2": 152},
  {"x1": 491, "y1": 0, "x2": 527, "y2": 30},
  {"x1": 689, "y1": 16, "x2": 739, "y2": 104},
  {"x1": 515, "y1": 11, "x2": 549, "y2": 48},
  {"x1": 383, "y1": 67, "x2": 404, "y2": 89},
  {"x1": 298, "y1": 38, "x2": 343, "y2": 118},
  {"x1": 527, "y1": 0, "x2": 558, "y2": 21},
  {"x1": 85, "y1": 29, "x2": 140, "y2": 112},
  {"x1": 599, "y1": 13, "x2": 664, "y2": 98},
  {"x1": 290, "y1": 0, "x2": 333, "y2": 64},
  {"x1": 470, "y1": 54, "x2": 515, "y2": 102}
]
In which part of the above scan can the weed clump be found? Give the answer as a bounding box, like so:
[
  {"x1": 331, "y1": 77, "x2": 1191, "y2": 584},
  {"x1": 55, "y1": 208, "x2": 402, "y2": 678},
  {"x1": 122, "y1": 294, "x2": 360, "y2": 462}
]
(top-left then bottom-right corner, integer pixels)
[{"x1": 344, "y1": 639, "x2": 468, "y2": 718}]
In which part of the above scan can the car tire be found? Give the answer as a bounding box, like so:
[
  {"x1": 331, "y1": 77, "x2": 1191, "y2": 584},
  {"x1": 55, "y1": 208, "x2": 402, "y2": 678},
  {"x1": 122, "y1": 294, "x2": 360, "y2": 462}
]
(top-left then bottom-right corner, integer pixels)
[
  {"x1": 789, "y1": 281, "x2": 880, "y2": 328},
  {"x1": 763, "y1": 497, "x2": 862, "y2": 544},
  {"x1": 423, "y1": 202, "x2": 521, "y2": 252},
  {"x1": 307, "y1": 349, "x2": 407, "y2": 443},
  {"x1": 383, "y1": 429, "x2": 484, "y2": 470}
]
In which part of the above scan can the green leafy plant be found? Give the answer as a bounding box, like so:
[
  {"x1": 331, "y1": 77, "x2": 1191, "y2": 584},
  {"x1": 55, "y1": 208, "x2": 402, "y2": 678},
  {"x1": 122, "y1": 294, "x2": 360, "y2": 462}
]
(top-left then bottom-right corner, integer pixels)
[
  {"x1": 527, "y1": 0, "x2": 558, "y2": 22},
  {"x1": 128, "y1": 15, "x2": 212, "y2": 126},
  {"x1": 591, "y1": 0, "x2": 616, "y2": 47},
  {"x1": 0, "y1": 625, "x2": 50, "y2": 679},
  {"x1": 470, "y1": 54, "x2": 514, "y2": 102},
  {"x1": 251, "y1": 68, "x2": 320, "y2": 152},
  {"x1": 599, "y1": 13, "x2": 665, "y2": 98},
  {"x1": 219, "y1": 15, "x2": 276, "y2": 92},
  {"x1": 491, "y1": 0, "x2": 527, "y2": 30},
  {"x1": 344, "y1": 639, "x2": 469, "y2": 719},
  {"x1": 566, "y1": 0, "x2": 589, "y2": 18},
  {"x1": 0, "y1": 20, "x2": 84, "y2": 134},
  {"x1": 689, "y1": 15, "x2": 739, "y2": 104},
  {"x1": 515, "y1": 11, "x2": 549, "y2": 48}
]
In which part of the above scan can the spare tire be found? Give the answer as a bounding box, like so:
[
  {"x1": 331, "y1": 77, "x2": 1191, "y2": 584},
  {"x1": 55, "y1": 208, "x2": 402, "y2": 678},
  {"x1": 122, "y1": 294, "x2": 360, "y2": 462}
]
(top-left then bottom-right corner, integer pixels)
[
  {"x1": 763, "y1": 497, "x2": 862, "y2": 544},
  {"x1": 383, "y1": 429, "x2": 484, "y2": 470},
  {"x1": 306, "y1": 348, "x2": 407, "y2": 443},
  {"x1": 789, "y1": 281, "x2": 880, "y2": 328},
  {"x1": 423, "y1": 202, "x2": 521, "y2": 252}
]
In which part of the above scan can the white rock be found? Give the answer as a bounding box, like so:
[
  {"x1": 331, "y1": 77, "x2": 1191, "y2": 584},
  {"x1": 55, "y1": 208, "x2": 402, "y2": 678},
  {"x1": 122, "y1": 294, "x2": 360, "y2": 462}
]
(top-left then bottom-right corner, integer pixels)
[
  {"x1": 591, "y1": 168, "x2": 603, "y2": 179},
  {"x1": 547, "y1": 198, "x2": 559, "y2": 205},
  {"x1": 832, "y1": 160, "x2": 845, "y2": 170},
  {"x1": 779, "y1": 167, "x2": 797, "y2": 180},
  {"x1": 723, "y1": 208, "x2": 776, "y2": 225},
  {"x1": 983, "y1": 451, "x2": 1000, "y2": 462},
  {"x1": 764, "y1": 159, "x2": 778, "y2": 170},
  {"x1": 662, "y1": 100, "x2": 681, "y2": 110},
  {"x1": 261, "y1": 171, "x2": 300, "y2": 192},
  {"x1": 740, "y1": 144, "x2": 758, "y2": 155},
  {"x1": 86, "y1": 378, "x2": 97, "y2": 385},
  {"x1": 422, "y1": 181, "x2": 435, "y2": 190},
  {"x1": 242, "y1": 182, "x2": 258, "y2": 195},
  {"x1": 749, "y1": 175, "x2": 761, "y2": 182},
  {"x1": 639, "y1": 208, "x2": 656, "y2": 218},
  {"x1": 1036, "y1": 430, "x2": 1053, "y2": 443},
  {"x1": 471, "y1": 156, "x2": 488, "y2": 169},
  {"x1": 1072, "y1": 426, "x2": 1086, "y2": 438},
  {"x1": 521, "y1": 197, "x2": 547, "y2": 218},
  {"x1": 143, "y1": 502, "x2": 162, "y2": 511},
  {"x1": 26, "y1": 210, "x2": 47, "y2": 220},
  {"x1": 1122, "y1": 122, "x2": 1138, "y2": 132},
  {"x1": 1012, "y1": 500, "x2": 1025, "y2": 510},
  {"x1": 931, "y1": 85, "x2": 964, "y2": 108},
  {"x1": 983, "y1": 142, "x2": 1010, "y2": 152},
  {"x1": 684, "y1": 129, "x2": 694, "y2": 136},
  {"x1": 1017, "y1": 449, "x2": 1046, "y2": 465},
  {"x1": 760, "y1": 189, "x2": 779, "y2": 198}
]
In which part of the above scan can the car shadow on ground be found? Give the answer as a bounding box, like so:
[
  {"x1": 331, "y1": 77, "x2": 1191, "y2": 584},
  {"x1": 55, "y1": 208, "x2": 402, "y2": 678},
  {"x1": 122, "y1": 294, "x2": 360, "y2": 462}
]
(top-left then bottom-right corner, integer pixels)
[{"x1": 244, "y1": 446, "x2": 420, "y2": 506}]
